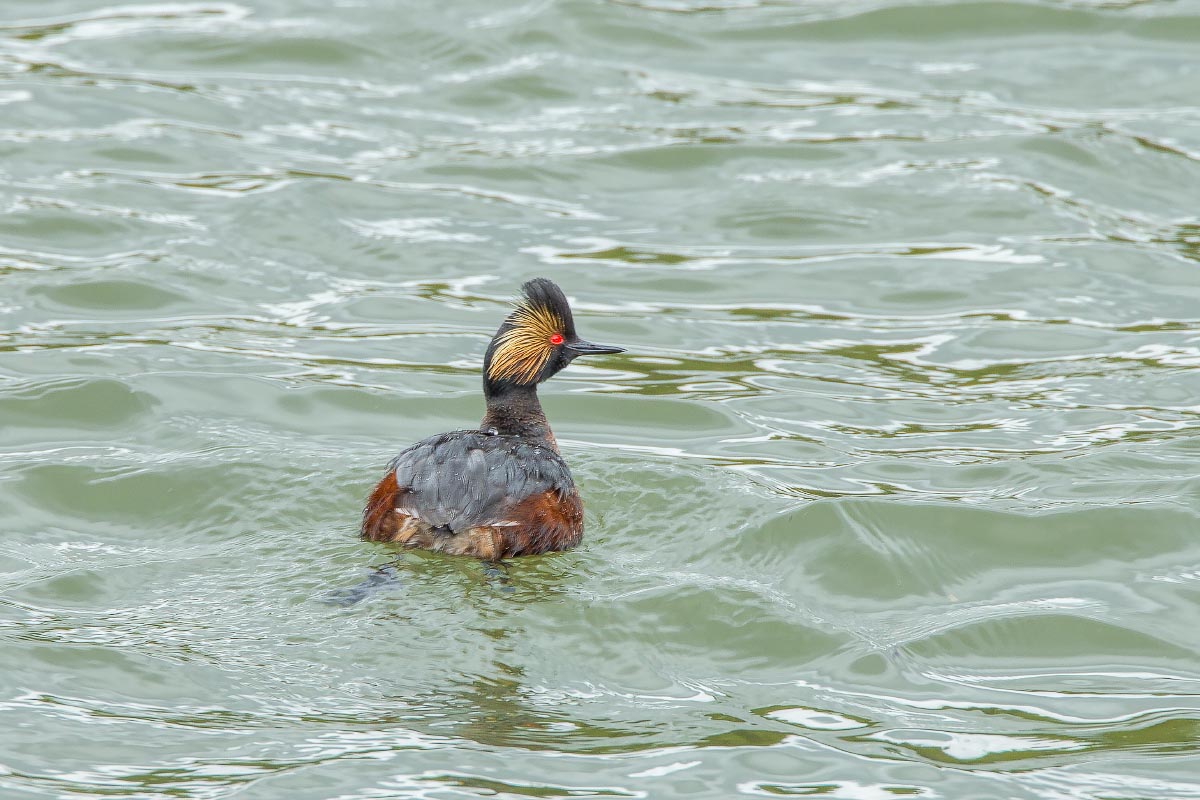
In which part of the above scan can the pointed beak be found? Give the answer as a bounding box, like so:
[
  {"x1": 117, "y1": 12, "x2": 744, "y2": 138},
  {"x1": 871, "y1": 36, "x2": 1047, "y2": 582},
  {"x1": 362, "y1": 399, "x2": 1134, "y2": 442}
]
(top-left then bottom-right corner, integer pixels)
[{"x1": 565, "y1": 339, "x2": 625, "y2": 357}]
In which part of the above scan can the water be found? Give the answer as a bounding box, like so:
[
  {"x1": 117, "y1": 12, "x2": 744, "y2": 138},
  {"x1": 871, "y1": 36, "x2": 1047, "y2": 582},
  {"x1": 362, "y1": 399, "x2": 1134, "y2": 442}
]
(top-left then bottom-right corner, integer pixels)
[{"x1": 3, "y1": 0, "x2": 1200, "y2": 797}]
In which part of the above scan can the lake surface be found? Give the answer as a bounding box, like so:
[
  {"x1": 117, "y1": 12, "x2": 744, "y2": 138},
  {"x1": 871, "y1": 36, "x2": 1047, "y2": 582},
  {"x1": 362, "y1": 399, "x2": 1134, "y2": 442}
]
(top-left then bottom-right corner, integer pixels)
[{"x1": 3, "y1": 1, "x2": 1200, "y2": 798}]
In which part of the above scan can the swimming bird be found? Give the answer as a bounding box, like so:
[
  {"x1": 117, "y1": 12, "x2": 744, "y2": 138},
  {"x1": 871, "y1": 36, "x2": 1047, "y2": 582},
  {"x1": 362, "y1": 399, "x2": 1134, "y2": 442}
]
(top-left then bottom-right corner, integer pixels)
[{"x1": 361, "y1": 278, "x2": 624, "y2": 559}]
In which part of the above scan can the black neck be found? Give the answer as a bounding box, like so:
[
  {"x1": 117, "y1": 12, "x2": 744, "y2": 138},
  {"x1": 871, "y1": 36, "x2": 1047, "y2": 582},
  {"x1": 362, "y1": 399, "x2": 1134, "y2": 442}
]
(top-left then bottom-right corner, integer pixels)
[{"x1": 481, "y1": 384, "x2": 557, "y2": 449}]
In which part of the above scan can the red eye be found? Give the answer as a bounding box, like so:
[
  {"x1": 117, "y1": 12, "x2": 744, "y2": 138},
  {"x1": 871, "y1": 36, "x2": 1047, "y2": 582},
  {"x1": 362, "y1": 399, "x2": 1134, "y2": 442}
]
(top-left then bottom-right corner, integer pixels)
[{"x1": 549, "y1": 333, "x2": 564, "y2": 345}]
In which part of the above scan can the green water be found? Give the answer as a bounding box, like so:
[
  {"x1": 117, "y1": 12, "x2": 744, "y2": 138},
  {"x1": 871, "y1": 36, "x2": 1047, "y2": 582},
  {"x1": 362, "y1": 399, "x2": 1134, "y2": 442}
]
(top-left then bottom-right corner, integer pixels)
[{"x1": 3, "y1": 0, "x2": 1200, "y2": 797}]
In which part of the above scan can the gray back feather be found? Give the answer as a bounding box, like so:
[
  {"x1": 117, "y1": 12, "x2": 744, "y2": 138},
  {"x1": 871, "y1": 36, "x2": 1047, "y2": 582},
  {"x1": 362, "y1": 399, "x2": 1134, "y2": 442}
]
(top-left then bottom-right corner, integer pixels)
[{"x1": 388, "y1": 431, "x2": 574, "y2": 532}]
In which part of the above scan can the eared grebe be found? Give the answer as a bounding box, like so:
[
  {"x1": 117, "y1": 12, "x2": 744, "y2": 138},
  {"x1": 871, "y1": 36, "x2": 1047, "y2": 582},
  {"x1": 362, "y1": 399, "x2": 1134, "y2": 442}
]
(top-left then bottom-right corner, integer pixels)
[{"x1": 361, "y1": 278, "x2": 623, "y2": 559}]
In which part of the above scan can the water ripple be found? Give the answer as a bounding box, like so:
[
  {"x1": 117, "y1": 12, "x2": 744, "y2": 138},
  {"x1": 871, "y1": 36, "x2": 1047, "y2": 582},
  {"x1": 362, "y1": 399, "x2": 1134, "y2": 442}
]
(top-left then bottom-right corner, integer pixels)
[{"x1": 2, "y1": 0, "x2": 1200, "y2": 797}]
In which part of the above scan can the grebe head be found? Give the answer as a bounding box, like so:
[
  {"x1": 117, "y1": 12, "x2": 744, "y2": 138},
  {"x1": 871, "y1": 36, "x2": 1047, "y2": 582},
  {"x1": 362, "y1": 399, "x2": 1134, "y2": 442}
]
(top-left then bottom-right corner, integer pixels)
[{"x1": 483, "y1": 278, "x2": 623, "y2": 397}]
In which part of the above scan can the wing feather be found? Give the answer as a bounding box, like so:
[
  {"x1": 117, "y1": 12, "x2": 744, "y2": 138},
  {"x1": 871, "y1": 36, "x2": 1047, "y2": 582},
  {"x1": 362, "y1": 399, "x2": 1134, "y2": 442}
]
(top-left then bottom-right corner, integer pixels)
[{"x1": 388, "y1": 431, "x2": 573, "y2": 533}]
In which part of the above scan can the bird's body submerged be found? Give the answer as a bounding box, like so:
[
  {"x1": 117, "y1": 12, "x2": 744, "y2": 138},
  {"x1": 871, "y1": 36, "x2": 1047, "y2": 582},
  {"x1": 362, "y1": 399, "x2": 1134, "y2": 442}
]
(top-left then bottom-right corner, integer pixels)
[{"x1": 361, "y1": 278, "x2": 621, "y2": 559}]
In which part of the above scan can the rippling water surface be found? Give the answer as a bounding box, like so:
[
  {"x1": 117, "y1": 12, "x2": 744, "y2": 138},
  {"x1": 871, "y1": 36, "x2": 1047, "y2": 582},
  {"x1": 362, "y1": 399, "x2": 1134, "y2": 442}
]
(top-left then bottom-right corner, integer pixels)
[{"x1": 3, "y1": 0, "x2": 1200, "y2": 797}]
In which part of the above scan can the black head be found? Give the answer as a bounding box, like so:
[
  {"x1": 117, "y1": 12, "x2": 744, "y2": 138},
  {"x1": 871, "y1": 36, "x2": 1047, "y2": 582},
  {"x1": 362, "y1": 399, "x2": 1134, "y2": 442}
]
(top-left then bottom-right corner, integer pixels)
[{"x1": 482, "y1": 278, "x2": 623, "y2": 397}]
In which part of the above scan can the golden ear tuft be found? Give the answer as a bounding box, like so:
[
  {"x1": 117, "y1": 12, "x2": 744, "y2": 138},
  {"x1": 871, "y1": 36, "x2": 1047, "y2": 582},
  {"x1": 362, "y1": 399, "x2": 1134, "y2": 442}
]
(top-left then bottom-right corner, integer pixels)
[{"x1": 487, "y1": 302, "x2": 565, "y2": 384}]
